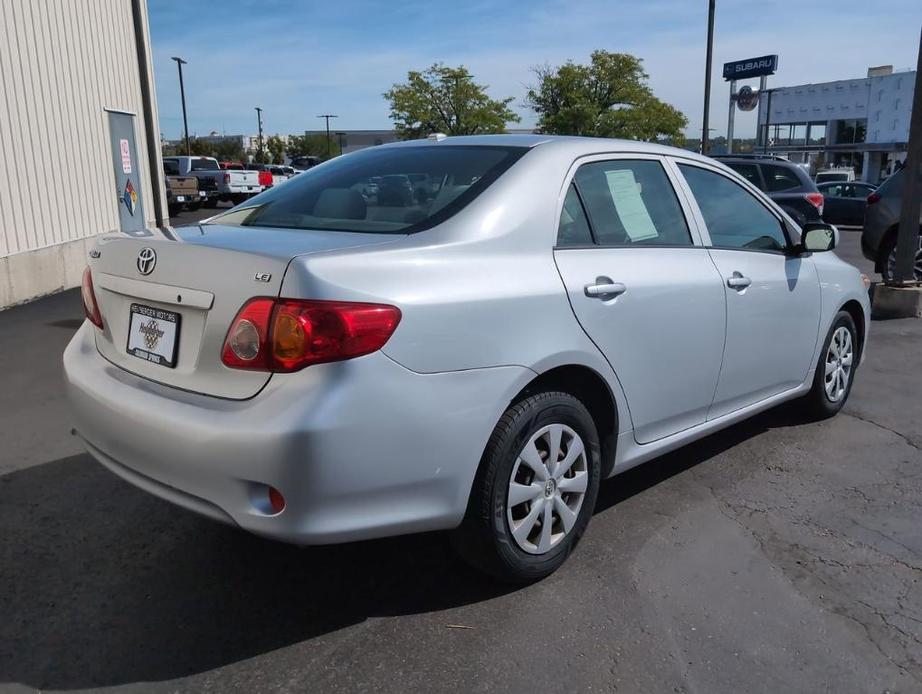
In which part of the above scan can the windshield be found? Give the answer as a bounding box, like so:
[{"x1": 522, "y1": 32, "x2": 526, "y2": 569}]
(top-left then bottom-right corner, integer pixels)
[
  {"x1": 816, "y1": 173, "x2": 848, "y2": 183},
  {"x1": 205, "y1": 145, "x2": 527, "y2": 233}
]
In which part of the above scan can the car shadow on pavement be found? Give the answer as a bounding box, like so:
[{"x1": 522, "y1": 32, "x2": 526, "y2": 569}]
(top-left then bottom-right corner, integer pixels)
[{"x1": 0, "y1": 404, "x2": 803, "y2": 690}]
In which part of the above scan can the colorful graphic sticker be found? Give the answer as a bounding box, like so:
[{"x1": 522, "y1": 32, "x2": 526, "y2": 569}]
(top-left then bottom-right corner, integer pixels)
[{"x1": 122, "y1": 178, "x2": 137, "y2": 216}]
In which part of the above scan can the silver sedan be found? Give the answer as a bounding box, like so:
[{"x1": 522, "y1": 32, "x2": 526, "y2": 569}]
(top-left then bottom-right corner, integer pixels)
[{"x1": 65, "y1": 135, "x2": 870, "y2": 582}]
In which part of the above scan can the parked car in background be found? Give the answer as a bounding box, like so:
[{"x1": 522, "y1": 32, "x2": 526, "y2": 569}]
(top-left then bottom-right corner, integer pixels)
[
  {"x1": 162, "y1": 160, "x2": 202, "y2": 216},
  {"x1": 815, "y1": 168, "x2": 856, "y2": 184},
  {"x1": 220, "y1": 161, "x2": 246, "y2": 170},
  {"x1": 245, "y1": 163, "x2": 275, "y2": 191},
  {"x1": 290, "y1": 155, "x2": 322, "y2": 170},
  {"x1": 163, "y1": 156, "x2": 262, "y2": 206},
  {"x1": 68, "y1": 135, "x2": 870, "y2": 582},
  {"x1": 712, "y1": 154, "x2": 824, "y2": 226},
  {"x1": 817, "y1": 181, "x2": 877, "y2": 227},
  {"x1": 861, "y1": 168, "x2": 922, "y2": 281},
  {"x1": 269, "y1": 166, "x2": 289, "y2": 187}
]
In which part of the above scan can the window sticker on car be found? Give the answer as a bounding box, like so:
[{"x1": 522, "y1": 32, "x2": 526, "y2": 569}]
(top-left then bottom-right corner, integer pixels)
[{"x1": 604, "y1": 170, "x2": 658, "y2": 241}]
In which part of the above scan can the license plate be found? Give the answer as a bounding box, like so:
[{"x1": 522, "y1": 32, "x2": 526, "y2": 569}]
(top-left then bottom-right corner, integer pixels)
[
  {"x1": 175, "y1": 195, "x2": 186, "y2": 202},
  {"x1": 126, "y1": 304, "x2": 180, "y2": 368}
]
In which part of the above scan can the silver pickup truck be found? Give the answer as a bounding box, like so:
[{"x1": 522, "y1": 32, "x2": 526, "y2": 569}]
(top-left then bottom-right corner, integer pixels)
[{"x1": 163, "y1": 156, "x2": 263, "y2": 207}]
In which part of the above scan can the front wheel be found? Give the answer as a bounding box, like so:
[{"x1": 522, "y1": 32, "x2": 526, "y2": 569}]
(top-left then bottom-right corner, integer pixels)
[
  {"x1": 451, "y1": 391, "x2": 601, "y2": 583},
  {"x1": 802, "y1": 310, "x2": 859, "y2": 419}
]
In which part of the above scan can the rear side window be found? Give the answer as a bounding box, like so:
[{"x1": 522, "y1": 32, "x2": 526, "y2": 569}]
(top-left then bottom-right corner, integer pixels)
[
  {"x1": 556, "y1": 184, "x2": 593, "y2": 246},
  {"x1": 725, "y1": 163, "x2": 762, "y2": 188},
  {"x1": 679, "y1": 164, "x2": 788, "y2": 253},
  {"x1": 208, "y1": 145, "x2": 526, "y2": 234},
  {"x1": 762, "y1": 164, "x2": 801, "y2": 192},
  {"x1": 190, "y1": 157, "x2": 219, "y2": 171},
  {"x1": 573, "y1": 160, "x2": 691, "y2": 246}
]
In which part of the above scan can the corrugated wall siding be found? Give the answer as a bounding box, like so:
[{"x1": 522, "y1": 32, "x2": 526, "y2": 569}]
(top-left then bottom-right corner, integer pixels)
[{"x1": 0, "y1": 0, "x2": 160, "y2": 258}]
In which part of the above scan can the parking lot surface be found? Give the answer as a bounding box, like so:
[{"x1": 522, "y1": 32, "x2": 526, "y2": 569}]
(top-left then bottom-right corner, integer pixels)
[{"x1": 1, "y1": 230, "x2": 920, "y2": 693}]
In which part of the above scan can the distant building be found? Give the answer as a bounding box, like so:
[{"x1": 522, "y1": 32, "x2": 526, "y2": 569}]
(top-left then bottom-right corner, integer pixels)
[{"x1": 756, "y1": 65, "x2": 915, "y2": 183}]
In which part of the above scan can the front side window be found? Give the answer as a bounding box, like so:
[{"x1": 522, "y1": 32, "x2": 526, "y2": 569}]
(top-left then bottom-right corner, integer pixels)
[
  {"x1": 679, "y1": 164, "x2": 788, "y2": 253},
  {"x1": 762, "y1": 164, "x2": 801, "y2": 192},
  {"x1": 207, "y1": 145, "x2": 526, "y2": 234},
  {"x1": 573, "y1": 160, "x2": 691, "y2": 246},
  {"x1": 556, "y1": 184, "x2": 593, "y2": 246}
]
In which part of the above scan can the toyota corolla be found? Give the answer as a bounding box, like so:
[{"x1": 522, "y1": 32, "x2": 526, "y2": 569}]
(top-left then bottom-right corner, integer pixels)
[{"x1": 65, "y1": 135, "x2": 870, "y2": 582}]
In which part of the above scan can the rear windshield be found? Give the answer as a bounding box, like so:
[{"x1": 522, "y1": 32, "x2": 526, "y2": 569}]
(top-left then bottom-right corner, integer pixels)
[
  {"x1": 206, "y1": 145, "x2": 527, "y2": 233},
  {"x1": 190, "y1": 157, "x2": 219, "y2": 171}
]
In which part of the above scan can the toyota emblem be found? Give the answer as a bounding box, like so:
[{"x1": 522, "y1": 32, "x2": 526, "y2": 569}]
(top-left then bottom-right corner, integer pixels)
[{"x1": 136, "y1": 247, "x2": 156, "y2": 275}]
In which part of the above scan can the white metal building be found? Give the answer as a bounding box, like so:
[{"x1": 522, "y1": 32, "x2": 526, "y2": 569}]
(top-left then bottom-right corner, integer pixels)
[
  {"x1": 756, "y1": 66, "x2": 915, "y2": 183},
  {"x1": 0, "y1": 0, "x2": 165, "y2": 309}
]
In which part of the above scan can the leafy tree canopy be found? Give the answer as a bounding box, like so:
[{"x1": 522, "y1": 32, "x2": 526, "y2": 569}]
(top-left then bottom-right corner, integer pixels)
[
  {"x1": 286, "y1": 133, "x2": 341, "y2": 160},
  {"x1": 527, "y1": 51, "x2": 687, "y2": 143},
  {"x1": 384, "y1": 63, "x2": 520, "y2": 140}
]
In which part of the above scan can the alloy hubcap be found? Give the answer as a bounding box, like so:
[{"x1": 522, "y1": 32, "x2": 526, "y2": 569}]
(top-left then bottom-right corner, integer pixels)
[
  {"x1": 507, "y1": 423, "x2": 588, "y2": 555},
  {"x1": 886, "y1": 238, "x2": 922, "y2": 281},
  {"x1": 824, "y1": 326, "x2": 854, "y2": 403}
]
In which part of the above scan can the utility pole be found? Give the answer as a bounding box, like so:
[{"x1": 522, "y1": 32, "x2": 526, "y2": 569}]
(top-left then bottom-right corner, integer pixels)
[
  {"x1": 171, "y1": 56, "x2": 190, "y2": 156},
  {"x1": 892, "y1": 27, "x2": 922, "y2": 285},
  {"x1": 255, "y1": 107, "x2": 264, "y2": 163},
  {"x1": 335, "y1": 131, "x2": 346, "y2": 154},
  {"x1": 317, "y1": 114, "x2": 338, "y2": 158},
  {"x1": 701, "y1": 0, "x2": 716, "y2": 155}
]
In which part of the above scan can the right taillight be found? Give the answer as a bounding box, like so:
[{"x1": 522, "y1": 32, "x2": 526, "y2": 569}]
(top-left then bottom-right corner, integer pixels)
[
  {"x1": 221, "y1": 298, "x2": 401, "y2": 372},
  {"x1": 81, "y1": 266, "x2": 103, "y2": 330},
  {"x1": 867, "y1": 192, "x2": 881, "y2": 205}
]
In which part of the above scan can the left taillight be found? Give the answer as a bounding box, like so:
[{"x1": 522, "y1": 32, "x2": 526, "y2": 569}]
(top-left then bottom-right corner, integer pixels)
[
  {"x1": 221, "y1": 298, "x2": 401, "y2": 372},
  {"x1": 805, "y1": 192, "x2": 824, "y2": 211},
  {"x1": 81, "y1": 266, "x2": 103, "y2": 329}
]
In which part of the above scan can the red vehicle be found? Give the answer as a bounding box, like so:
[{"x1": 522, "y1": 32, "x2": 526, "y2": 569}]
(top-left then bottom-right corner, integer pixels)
[
  {"x1": 219, "y1": 161, "x2": 245, "y2": 170},
  {"x1": 246, "y1": 163, "x2": 274, "y2": 189}
]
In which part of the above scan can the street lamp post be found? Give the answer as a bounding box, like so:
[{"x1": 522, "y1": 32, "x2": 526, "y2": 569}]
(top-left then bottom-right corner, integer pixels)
[
  {"x1": 255, "y1": 107, "x2": 264, "y2": 162},
  {"x1": 171, "y1": 56, "x2": 190, "y2": 156},
  {"x1": 317, "y1": 114, "x2": 338, "y2": 158},
  {"x1": 701, "y1": 0, "x2": 716, "y2": 155}
]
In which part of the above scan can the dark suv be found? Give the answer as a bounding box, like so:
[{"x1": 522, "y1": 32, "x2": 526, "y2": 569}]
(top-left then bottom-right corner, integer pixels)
[{"x1": 712, "y1": 155, "x2": 824, "y2": 226}]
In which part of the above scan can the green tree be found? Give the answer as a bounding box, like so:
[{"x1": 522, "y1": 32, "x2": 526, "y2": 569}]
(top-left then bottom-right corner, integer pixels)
[
  {"x1": 287, "y1": 133, "x2": 341, "y2": 160},
  {"x1": 526, "y1": 51, "x2": 687, "y2": 142},
  {"x1": 384, "y1": 63, "x2": 520, "y2": 140},
  {"x1": 266, "y1": 135, "x2": 286, "y2": 164},
  {"x1": 211, "y1": 138, "x2": 246, "y2": 162}
]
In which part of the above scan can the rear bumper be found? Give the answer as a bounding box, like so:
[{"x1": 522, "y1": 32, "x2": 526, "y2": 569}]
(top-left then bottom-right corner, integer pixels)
[{"x1": 63, "y1": 322, "x2": 532, "y2": 544}]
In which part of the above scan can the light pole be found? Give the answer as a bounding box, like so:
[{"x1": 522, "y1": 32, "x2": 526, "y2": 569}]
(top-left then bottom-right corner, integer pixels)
[
  {"x1": 255, "y1": 107, "x2": 264, "y2": 163},
  {"x1": 171, "y1": 56, "x2": 190, "y2": 156},
  {"x1": 701, "y1": 0, "x2": 716, "y2": 155},
  {"x1": 335, "y1": 131, "x2": 346, "y2": 155},
  {"x1": 317, "y1": 114, "x2": 338, "y2": 159}
]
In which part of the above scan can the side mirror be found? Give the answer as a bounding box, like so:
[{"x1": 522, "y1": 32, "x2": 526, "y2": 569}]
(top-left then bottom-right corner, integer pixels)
[{"x1": 799, "y1": 223, "x2": 838, "y2": 253}]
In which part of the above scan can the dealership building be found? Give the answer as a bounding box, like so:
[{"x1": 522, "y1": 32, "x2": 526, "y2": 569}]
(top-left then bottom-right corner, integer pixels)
[
  {"x1": 0, "y1": 0, "x2": 165, "y2": 309},
  {"x1": 756, "y1": 65, "x2": 915, "y2": 183}
]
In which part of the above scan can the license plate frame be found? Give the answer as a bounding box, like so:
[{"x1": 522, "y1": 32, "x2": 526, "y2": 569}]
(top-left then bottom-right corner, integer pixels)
[{"x1": 126, "y1": 303, "x2": 181, "y2": 368}]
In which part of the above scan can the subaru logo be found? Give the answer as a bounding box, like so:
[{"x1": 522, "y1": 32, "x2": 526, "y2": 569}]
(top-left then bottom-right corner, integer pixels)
[{"x1": 136, "y1": 247, "x2": 156, "y2": 275}]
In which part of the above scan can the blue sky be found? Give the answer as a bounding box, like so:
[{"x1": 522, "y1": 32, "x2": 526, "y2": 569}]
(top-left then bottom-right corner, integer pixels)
[{"x1": 149, "y1": 0, "x2": 921, "y2": 140}]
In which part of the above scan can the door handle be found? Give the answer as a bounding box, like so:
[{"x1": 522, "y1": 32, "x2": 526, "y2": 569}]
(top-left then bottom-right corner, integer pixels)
[
  {"x1": 726, "y1": 273, "x2": 752, "y2": 290},
  {"x1": 584, "y1": 280, "x2": 627, "y2": 298}
]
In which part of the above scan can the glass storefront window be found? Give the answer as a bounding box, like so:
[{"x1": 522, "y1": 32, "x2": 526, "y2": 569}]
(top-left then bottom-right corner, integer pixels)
[{"x1": 807, "y1": 122, "x2": 826, "y2": 145}]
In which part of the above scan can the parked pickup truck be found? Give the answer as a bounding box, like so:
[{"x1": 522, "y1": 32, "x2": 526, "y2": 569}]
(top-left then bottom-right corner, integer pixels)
[
  {"x1": 163, "y1": 156, "x2": 263, "y2": 206},
  {"x1": 163, "y1": 160, "x2": 204, "y2": 216}
]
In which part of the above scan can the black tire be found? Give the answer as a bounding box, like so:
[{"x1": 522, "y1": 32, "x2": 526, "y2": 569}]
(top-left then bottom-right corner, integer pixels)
[
  {"x1": 167, "y1": 203, "x2": 181, "y2": 217},
  {"x1": 187, "y1": 201, "x2": 201, "y2": 212},
  {"x1": 203, "y1": 198, "x2": 218, "y2": 209},
  {"x1": 802, "y1": 310, "x2": 859, "y2": 419},
  {"x1": 878, "y1": 229, "x2": 922, "y2": 282},
  {"x1": 451, "y1": 391, "x2": 601, "y2": 583}
]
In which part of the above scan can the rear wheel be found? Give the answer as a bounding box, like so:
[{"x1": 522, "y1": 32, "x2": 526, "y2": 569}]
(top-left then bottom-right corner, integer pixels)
[
  {"x1": 880, "y1": 231, "x2": 922, "y2": 282},
  {"x1": 203, "y1": 198, "x2": 218, "y2": 209},
  {"x1": 802, "y1": 310, "x2": 858, "y2": 419},
  {"x1": 451, "y1": 391, "x2": 601, "y2": 583}
]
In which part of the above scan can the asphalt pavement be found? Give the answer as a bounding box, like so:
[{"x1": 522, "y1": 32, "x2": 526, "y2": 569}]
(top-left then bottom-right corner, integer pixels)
[{"x1": 1, "y1": 230, "x2": 920, "y2": 693}]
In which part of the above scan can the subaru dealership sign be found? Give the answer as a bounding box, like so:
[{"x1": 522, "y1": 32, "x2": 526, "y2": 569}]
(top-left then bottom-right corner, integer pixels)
[{"x1": 723, "y1": 55, "x2": 778, "y2": 81}]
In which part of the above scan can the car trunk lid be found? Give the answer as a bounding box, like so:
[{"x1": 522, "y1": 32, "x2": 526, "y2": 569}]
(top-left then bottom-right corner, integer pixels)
[{"x1": 89, "y1": 225, "x2": 401, "y2": 399}]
